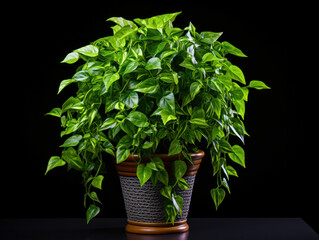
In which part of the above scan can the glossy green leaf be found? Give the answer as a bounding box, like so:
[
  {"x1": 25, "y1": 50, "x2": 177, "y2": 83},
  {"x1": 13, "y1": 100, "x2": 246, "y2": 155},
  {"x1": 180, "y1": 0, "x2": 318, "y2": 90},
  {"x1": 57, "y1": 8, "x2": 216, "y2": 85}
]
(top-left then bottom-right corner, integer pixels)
[
  {"x1": 241, "y1": 87, "x2": 249, "y2": 101},
  {"x1": 62, "y1": 147, "x2": 83, "y2": 171},
  {"x1": 229, "y1": 65, "x2": 246, "y2": 84},
  {"x1": 88, "y1": 191, "x2": 102, "y2": 204},
  {"x1": 75, "y1": 45, "x2": 99, "y2": 57},
  {"x1": 182, "y1": 151, "x2": 192, "y2": 164},
  {"x1": 211, "y1": 154, "x2": 221, "y2": 175},
  {"x1": 88, "y1": 109, "x2": 98, "y2": 127},
  {"x1": 123, "y1": 61, "x2": 139, "y2": 75},
  {"x1": 134, "y1": 12, "x2": 181, "y2": 29},
  {"x1": 172, "y1": 160, "x2": 187, "y2": 180},
  {"x1": 116, "y1": 147, "x2": 130, "y2": 164},
  {"x1": 210, "y1": 188, "x2": 225, "y2": 210},
  {"x1": 137, "y1": 164, "x2": 152, "y2": 187},
  {"x1": 202, "y1": 52, "x2": 220, "y2": 62},
  {"x1": 45, "y1": 156, "x2": 66, "y2": 175},
  {"x1": 142, "y1": 28, "x2": 163, "y2": 40},
  {"x1": 117, "y1": 135, "x2": 133, "y2": 148},
  {"x1": 159, "y1": 91, "x2": 175, "y2": 112},
  {"x1": 151, "y1": 157, "x2": 166, "y2": 171},
  {"x1": 190, "y1": 82, "x2": 201, "y2": 100},
  {"x1": 61, "y1": 52, "x2": 79, "y2": 64},
  {"x1": 228, "y1": 145, "x2": 246, "y2": 168},
  {"x1": 107, "y1": 17, "x2": 137, "y2": 28},
  {"x1": 73, "y1": 70, "x2": 91, "y2": 82},
  {"x1": 185, "y1": 21, "x2": 196, "y2": 36},
  {"x1": 168, "y1": 139, "x2": 183, "y2": 156},
  {"x1": 211, "y1": 98, "x2": 221, "y2": 118},
  {"x1": 100, "y1": 118, "x2": 117, "y2": 131},
  {"x1": 233, "y1": 99, "x2": 245, "y2": 119},
  {"x1": 247, "y1": 80, "x2": 271, "y2": 90},
  {"x1": 172, "y1": 72, "x2": 179, "y2": 84},
  {"x1": 159, "y1": 72, "x2": 175, "y2": 83},
  {"x1": 127, "y1": 111, "x2": 149, "y2": 127},
  {"x1": 177, "y1": 178, "x2": 190, "y2": 189},
  {"x1": 142, "y1": 141, "x2": 154, "y2": 149},
  {"x1": 92, "y1": 175, "x2": 104, "y2": 190},
  {"x1": 165, "y1": 204, "x2": 177, "y2": 224},
  {"x1": 208, "y1": 77, "x2": 223, "y2": 93},
  {"x1": 109, "y1": 35, "x2": 126, "y2": 49},
  {"x1": 134, "y1": 78, "x2": 159, "y2": 94},
  {"x1": 114, "y1": 25, "x2": 137, "y2": 39},
  {"x1": 145, "y1": 57, "x2": 161, "y2": 70},
  {"x1": 45, "y1": 108, "x2": 62, "y2": 118},
  {"x1": 120, "y1": 120, "x2": 136, "y2": 136},
  {"x1": 147, "y1": 42, "x2": 167, "y2": 56},
  {"x1": 200, "y1": 31, "x2": 223, "y2": 44},
  {"x1": 146, "y1": 162, "x2": 158, "y2": 171},
  {"x1": 61, "y1": 97, "x2": 83, "y2": 113},
  {"x1": 103, "y1": 72, "x2": 120, "y2": 92},
  {"x1": 60, "y1": 134, "x2": 82, "y2": 147},
  {"x1": 219, "y1": 139, "x2": 234, "y2": 153},
  {"x1": 226, "y1": 165, "x2": 238, "y2": 177},
  {"x1": 60, "y1": 119, "x2": 80, "y2": 137},
  {"x1": 58, "y1": 79, "x2": 76, "y2": 94},
  {"x1": 160, "y1": 109, "x2": 177, "y2": 125},
  {"x1": 229, "y1": 123, "x2": 244, "y2": 144},
  {"x1": 160, "y1": 185, "x2": 172, "y2": 199},
  {"x1": 189, "y1": 118, "x2": 209, "y2": 127},
  {"x1": 156, "y1": 170, "x2": 169, "y2": 186},
  {"x1": 86, "y1": 204, "x2": 100, "y2": 224},
  {"x1": 156, "y1": 11, "x2": 182, "y2": 25},
  {"x1": 179, "y1": 58, "x2": 196, "y2": 70},
  {"x1": 222, "y1": 41, "x2": 247, "y2": 57},
  {"x1": 120, "y1": 91, "x2": 139, "y2": 108},
  {"x1": 231, "y1": 84, "x2": 244, "y2": 100},
  {"x1": 160, "y1": 50, "x2": 177, "y2": 59}
]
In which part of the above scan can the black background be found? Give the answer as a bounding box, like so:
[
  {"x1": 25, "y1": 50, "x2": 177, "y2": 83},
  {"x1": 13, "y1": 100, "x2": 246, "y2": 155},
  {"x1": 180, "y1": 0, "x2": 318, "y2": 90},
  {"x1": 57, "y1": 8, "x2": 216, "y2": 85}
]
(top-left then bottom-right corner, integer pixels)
[{"x1": 3, "y1": 1, "x2": 318, "y2": 234}]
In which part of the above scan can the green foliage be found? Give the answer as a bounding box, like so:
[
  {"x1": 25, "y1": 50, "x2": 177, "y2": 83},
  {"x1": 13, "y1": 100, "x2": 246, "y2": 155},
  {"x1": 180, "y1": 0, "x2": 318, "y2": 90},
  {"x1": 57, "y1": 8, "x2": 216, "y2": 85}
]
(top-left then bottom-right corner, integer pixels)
[
  {"x1": 86, "y1": 204, "x2": 100, "y2": 224},
  {"x1": 45, "y1": 156, "x2": 66, "y2": 175},
  {"x1": 46, "y1": 12, "x2": 270, "y2": 224},
  {"x1": 210, "y1": 188, "x2": 226, "y2": 210},
  {"x1": 137, "y1": 164, "x2": 153, "y2": 187}
]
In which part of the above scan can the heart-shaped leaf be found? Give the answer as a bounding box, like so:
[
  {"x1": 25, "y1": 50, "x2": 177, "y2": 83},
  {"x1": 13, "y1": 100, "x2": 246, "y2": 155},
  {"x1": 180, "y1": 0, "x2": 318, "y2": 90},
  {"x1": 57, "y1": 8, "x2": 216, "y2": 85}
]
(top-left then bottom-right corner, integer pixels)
[
  {"x1": 210, "y1": 188, "x2": 225, "y2": 210},
  {"x1": 86, "y1": 204, "x2": 100, "y2": 224},
  {"x1": 137, "y1": 164, "x2": 152, "y2": 187}
]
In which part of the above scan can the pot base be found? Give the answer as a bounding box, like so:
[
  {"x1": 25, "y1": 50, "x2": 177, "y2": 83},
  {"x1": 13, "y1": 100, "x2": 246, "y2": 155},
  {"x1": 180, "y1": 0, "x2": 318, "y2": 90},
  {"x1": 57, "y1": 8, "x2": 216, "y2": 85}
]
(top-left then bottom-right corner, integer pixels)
[{"x1": 125, "y1": 219, "x2": 189, "y2": 234}]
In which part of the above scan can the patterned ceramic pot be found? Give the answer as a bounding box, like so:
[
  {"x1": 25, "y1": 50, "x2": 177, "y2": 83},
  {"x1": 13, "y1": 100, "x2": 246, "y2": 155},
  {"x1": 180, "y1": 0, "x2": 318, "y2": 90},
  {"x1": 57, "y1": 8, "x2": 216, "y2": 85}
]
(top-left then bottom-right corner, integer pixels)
[{"x1": 114, "y1": 150, "x2": 205, "y2": 234}]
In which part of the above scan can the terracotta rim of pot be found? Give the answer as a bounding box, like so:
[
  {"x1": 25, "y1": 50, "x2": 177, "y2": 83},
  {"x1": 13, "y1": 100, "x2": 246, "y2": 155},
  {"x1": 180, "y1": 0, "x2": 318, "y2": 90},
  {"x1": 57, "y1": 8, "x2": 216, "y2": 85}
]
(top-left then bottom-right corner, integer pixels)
[
  {"x1": 125, "y1": 219, "x2": 189, "y2": 235},
  {"x1": 115, "y1": 150, "x2": 205, "y2": 177}
]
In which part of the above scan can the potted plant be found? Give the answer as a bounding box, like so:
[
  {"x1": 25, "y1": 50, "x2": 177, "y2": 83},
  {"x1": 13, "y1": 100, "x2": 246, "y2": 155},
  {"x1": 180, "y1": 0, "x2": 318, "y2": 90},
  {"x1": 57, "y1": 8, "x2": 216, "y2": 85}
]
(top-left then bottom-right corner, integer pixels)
[{"x1": 45, "y1": 11, "x2": 270, "y2": 234}]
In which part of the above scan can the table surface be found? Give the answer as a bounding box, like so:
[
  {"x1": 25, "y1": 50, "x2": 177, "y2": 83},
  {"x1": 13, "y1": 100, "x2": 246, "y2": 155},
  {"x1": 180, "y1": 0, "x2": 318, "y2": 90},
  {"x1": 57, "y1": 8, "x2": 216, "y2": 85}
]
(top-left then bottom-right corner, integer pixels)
[{"x1": 1, "y1": 218, "x2": 318, "y2": 240}]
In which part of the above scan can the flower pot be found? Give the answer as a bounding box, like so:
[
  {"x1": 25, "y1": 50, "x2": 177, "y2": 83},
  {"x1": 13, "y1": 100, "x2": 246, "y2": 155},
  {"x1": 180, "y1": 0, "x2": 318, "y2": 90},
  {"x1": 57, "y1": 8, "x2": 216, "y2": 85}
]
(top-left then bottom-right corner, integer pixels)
[{"x1": 114, "y1": 150, "x2": 205, "y2": 234}]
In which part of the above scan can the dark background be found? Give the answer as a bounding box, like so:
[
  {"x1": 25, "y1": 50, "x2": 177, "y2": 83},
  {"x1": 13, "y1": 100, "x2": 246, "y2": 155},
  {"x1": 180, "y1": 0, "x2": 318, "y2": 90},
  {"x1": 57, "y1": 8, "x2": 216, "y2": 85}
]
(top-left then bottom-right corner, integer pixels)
[{"x1": 3, "y1": 1, "x2": 318, "y2": 234}]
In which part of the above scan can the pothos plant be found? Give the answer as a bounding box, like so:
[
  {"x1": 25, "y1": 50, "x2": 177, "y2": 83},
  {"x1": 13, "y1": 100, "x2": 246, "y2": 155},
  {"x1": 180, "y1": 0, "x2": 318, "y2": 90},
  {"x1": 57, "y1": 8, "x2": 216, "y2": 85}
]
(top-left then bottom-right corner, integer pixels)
[{"x1": 45, "y1": 12, "x2": 270, "y2": 224}]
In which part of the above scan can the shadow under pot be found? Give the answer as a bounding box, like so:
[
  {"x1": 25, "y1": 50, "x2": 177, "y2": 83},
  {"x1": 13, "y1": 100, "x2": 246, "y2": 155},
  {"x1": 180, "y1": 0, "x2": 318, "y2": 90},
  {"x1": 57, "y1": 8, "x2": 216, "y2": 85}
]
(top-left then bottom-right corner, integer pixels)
[{"x1": 114, "y1": 150, "x2": 205, "y2": 234}]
